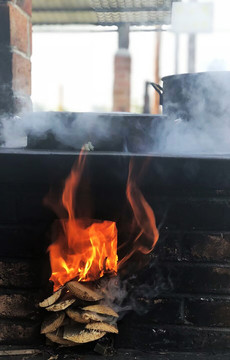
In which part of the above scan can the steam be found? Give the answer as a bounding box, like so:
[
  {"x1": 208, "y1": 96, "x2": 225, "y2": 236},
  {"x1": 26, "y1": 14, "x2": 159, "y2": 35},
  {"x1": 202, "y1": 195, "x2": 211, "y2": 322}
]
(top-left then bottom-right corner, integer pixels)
[
  {"x1": 0, "y1": 111, "x2": 129, "y2": 150},
  {"x1": 151, "y1": 71, "x2": 230, "y2": 155},
  {"x1": 2, "y1": 71, "x2": 230, "y2": 155},
  {"x1": 152, "y1": 116, "x2": 230, "y2": 155}
]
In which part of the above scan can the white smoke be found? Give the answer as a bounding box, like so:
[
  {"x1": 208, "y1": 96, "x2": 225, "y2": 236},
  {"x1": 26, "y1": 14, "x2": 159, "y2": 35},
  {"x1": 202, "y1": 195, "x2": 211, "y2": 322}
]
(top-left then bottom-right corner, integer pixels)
[
  {"x1": 151, "y1": 71, "x2": 230, "y2": 155},
  {"x1": 152, "y1": 116, "x2": 230, "y2": 155},
  {"x1": 99, "y1": 261, "x2": 172, "y2": 319},
  {"x1": 0, "y1": 111, "x2": 126, "y2": 150}
]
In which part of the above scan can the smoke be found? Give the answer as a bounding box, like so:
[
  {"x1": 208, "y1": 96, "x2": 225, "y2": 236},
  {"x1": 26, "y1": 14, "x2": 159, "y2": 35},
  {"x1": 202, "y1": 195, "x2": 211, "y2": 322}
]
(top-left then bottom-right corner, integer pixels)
[{"x1": 99, "y1": 260, "x2": 172, "y2": 320}]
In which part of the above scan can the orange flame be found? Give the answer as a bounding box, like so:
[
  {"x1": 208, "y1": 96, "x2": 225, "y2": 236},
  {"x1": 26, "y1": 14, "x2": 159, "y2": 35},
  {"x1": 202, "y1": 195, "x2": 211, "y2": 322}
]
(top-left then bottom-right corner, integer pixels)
[
  {"x1": 47, "y1": 151, "x2": 118, "y2": 291},
  {"x1": 118, "y1": 159, "x2": 159, "y2": 269},
  {"x1": 46, "y1": 151, "x2": 159, "y2": 291}
]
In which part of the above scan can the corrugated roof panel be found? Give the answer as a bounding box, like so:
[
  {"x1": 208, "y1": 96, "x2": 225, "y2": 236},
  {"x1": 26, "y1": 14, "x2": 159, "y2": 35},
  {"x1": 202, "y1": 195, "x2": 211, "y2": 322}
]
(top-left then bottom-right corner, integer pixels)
[
  {"x1": 33, "y1": 11, "x2": 98, "y2": 24},
  {"x1": 33, "y1": 0, "x2": 172, "y2": 9},
  {"x1": 91, "y1": 0, "x2": 171, "y2": 9},
  {"x1": 96, "y1": 10, "x2": 171, "y2": 24},
  {"x1": 32, "y1": 0, "x2": 178, "y2": 25},
  {"x1": 33, "y1": 0, "x2": 92, "y2": 10}
]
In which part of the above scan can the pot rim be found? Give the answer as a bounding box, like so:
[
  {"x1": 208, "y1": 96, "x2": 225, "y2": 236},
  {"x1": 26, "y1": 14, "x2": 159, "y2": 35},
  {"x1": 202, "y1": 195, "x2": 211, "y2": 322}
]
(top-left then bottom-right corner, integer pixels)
[{"x1": 161, "y1": 70, "x2": 230, "y2": 82}]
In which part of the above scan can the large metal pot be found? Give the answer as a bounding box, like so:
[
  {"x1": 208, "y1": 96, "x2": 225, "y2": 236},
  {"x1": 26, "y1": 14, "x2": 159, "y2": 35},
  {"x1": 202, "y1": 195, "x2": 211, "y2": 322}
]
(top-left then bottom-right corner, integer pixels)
[{"x1": 151, "y1": 71, "x2": 230, "y2": 121}]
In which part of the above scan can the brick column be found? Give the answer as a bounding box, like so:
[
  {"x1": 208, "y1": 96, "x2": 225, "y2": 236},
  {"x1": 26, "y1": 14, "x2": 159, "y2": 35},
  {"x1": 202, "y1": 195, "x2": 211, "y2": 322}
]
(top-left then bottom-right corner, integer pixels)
[
  {"x1": 0, "y1": 0, "x2": 32, "y2": 115},
  {"x1": 113, "y1": 25, "x2": 131, "y2": 112}
]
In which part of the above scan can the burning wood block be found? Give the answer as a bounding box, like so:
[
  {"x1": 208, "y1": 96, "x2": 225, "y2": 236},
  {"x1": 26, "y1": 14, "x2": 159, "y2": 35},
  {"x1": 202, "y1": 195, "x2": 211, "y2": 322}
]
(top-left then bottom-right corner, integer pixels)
[
  {"x1": 46, "y1": 328, "x2": 76, "y2": 346},
  {"x1": 39, "y1": 288, "x2": 63, "y2": 308},
  {"x1": 63, "y1": 325, "x2": 106, "y2": 344},
  {"x1": 40, "y1": 311, "x2": 65, "y2": 334},
  {"x1": 66, "y1": 308, "x2": 90, "y2": 324},
  {"x1": 46, "y1": 294, "x2": 76, "y2": 312},
  {"x1": 85, "y1": 322, "x2": 118, "y2": 334},
  {"x1": 82, "y1": 305, "x2": 119, "y2": 318},
  {"x1": 66, "y1": 281, "x2": 104, "y2": 302}
]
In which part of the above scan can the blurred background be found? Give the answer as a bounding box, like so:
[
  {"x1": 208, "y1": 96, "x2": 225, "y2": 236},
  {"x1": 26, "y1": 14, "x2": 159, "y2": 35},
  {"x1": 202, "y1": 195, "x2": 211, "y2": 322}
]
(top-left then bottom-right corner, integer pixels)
[{"x1": 31, "y1": 0, "x2": 230, "y2": 114}]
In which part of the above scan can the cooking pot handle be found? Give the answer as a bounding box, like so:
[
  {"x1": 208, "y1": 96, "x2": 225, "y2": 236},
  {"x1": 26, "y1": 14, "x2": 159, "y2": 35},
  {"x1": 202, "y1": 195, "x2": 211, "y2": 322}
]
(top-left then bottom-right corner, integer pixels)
[{"x1": 150, "y1": 82, "x2": 163, "y2": 105}]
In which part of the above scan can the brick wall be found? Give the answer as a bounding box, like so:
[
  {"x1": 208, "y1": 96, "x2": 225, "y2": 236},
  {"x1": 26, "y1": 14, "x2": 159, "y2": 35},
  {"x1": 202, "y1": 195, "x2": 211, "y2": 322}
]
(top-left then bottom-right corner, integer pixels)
[
  {"x1": 113, "y1": 49, "x2": 131, "y2": 112},
  {"x1": 0, "y1": 0, "x2": 32, "y2": 115}
]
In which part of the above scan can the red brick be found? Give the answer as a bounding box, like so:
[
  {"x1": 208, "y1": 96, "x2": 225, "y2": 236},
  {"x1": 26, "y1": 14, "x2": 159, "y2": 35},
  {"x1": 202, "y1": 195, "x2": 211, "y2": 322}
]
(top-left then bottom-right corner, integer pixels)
[
  {"x1": 113, "y1": 53, "x2": 131, "y2": 112},
  {"x1": 0, "y1": 2, "x2": 32, "y2": 114},
  {"x1": 9, "y1": 3, "x2": 29, "y2": 54},
  {"x1": 182, "y1": 233, "x2": 230, "y2": 262},
  {"x1": 0, "y1": 258, "x2": 40, "y2": 289},
  {"x1": 12, "y1": 52, "x2": 31, "y2": 95},
  {"x1": 0, "y1": 320, "x2": 40, "y2": 345},
  {"x1": 16, "y1": 0, "x2": 32, "y2": 16},
  {"x1": 29, "y1": 20, "x2": 32, "y2": 55},
  {"x1": 185, "y1": 298, "x2": 230, "y2": 327},
  {"x1": 0, "y1": 294, "x2": 36, "y2": 318}
]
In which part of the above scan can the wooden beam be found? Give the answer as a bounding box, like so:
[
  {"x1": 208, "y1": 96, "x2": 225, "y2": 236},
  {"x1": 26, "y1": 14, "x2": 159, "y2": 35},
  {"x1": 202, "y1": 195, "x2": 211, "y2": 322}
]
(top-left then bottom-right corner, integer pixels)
[{"x1": 152, "y1": 28, "x2": 162, "y2": 114}]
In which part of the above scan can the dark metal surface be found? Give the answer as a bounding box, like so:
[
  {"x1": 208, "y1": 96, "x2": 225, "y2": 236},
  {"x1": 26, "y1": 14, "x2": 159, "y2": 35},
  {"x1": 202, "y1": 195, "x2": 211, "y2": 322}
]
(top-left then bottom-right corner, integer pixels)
[
  {"x1": 2, "y1": 149, "x2": 230, "y2": 189},
  {"x1": 26, "y1": 112, "x2": 165, "y2": 153}
]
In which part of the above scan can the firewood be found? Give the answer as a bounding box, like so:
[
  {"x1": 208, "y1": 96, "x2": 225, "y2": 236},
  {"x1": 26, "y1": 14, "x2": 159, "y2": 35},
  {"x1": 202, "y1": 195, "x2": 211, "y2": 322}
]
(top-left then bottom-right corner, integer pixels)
[
  {"x1": 40, "y1": 311, "x2": 65, "y2": 334},
  {"x1": 94, "y1": 334, "x2": 115, "y2": 356},
  {"x1": 39, "y1": 288, "x2": 63, "y2": 308},
  {"x1": 46, "y1": 329, "x2": 76, "y2": 346},
  {"x1": 82, "y1": 305, "x2": 119, "y2": 318},
  {"x1": 46, "y1": 293, "x2": 75, "y2": 312},
  {"x1": 66, "y1": 308, "x2": 90, "y2": 324},
  {"x1": 85, "y1": 322, "x2": 118, "y2": 334},
  {"x1": 0, "y1": 349, "x2": 41, "y2": 356},
  {"x1": 66, "y1": 281, "x2": 104, "y2": 302},
  {"x1": 63, "y1": 325, "x2": 106, "y2": 343},
  {"x1": 82, "y1": 311, "x2": 110, "y2": 323}
]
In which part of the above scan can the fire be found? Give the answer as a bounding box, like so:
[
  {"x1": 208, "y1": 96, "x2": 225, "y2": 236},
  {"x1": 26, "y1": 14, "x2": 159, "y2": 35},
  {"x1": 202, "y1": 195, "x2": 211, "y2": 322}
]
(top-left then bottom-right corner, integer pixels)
[
  {"x1": 118, "y1": 159, "x2": 159, "y2": 269},
  {"x1": 46, "y1": 151, "x2": 159, "y2": 291},
  {"x1": 49, "y1": 219, "x2": 117, "y2": 291},
  {"x1": 47, "y1": 151, "x2": 118, "y2": 291}
]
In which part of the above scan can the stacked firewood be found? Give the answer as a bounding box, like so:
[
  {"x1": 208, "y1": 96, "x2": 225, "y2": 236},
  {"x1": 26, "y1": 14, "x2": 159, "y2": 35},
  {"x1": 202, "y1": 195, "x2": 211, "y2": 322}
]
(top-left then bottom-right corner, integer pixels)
[{"x1": 39, "y1": 280, "x2": 119, "y2": 346}]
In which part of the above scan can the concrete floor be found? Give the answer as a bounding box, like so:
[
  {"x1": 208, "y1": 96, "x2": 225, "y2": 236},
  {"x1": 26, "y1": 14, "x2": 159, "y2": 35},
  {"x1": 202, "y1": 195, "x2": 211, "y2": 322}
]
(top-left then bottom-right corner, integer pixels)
[{"x1": 2, "y1": 349, "x2": 230, "y2": 360}]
